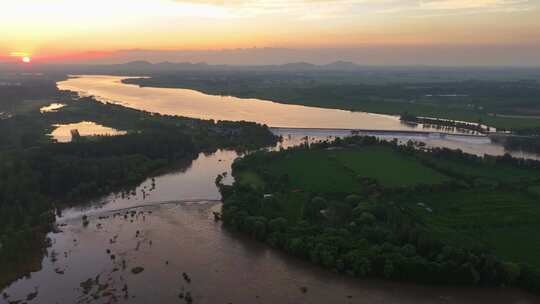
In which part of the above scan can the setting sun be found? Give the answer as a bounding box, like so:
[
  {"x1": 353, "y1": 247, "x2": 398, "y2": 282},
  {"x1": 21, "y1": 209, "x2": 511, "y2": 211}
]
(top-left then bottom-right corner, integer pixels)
[
  {"x1": 1, "y1": 0, "x2": 539, "y2": 65},
  {"x1": 22, "y1": 56, "x2": 31, "y2": 63}
]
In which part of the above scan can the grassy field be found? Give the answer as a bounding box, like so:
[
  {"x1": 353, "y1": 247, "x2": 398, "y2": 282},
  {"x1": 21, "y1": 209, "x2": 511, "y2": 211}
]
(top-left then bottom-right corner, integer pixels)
[
  {"x1": 238, "y1": 146, "x2": 452, "y2": 193},
  {"x1": 338, "y1": 100, "x2": 540, "y2": 131},
  {"x1": 335, "y1": 147, "x2": 450, "y2": 187},
  {"x1": 234, "y1": 143, "x2": 540, "y2": 269},
  {"x1": 420, "y1": 155, "x2": 540, "y2": 183},
  {"x1": 260, "y1": 150, "x2": 360, "y2": 193},
  {"x1": 400, "y1": 189, "x2": 540, "y2": 269}
]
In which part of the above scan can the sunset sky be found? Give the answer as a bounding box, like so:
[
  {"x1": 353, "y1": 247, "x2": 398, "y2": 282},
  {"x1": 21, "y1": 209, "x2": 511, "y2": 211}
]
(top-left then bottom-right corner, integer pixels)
[{"x1": 1, "y1": 0, "x2": 539, "y2": 65}]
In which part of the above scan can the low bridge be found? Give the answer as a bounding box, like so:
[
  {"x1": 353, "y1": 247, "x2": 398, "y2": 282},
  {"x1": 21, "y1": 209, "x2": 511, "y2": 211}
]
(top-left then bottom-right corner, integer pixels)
[{"x1": 270, "y1": 127, "x2": 490, "y2": 139}]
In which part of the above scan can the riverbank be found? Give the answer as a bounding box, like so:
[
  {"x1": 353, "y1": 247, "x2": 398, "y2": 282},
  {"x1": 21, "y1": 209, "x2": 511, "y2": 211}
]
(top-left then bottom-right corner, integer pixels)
[
  {"x1": 222, "y1": 135, "x2": 540, "y2": 294},
  {"x1": 0, "y1": 92, "x2": 277, "y2": 291}
]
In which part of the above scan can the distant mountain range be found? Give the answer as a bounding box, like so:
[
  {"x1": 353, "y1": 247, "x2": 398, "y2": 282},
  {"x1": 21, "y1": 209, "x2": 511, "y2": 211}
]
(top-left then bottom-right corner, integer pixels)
[
  {"x1": 99, "y1": 60, "x2": 363, "y2": 71},
  {"x1": 0, "y1": 60, "x2": 371, "y2": 74},
  {"x1": 1, "y1": 59, "x2": 540, "y2": 78}
]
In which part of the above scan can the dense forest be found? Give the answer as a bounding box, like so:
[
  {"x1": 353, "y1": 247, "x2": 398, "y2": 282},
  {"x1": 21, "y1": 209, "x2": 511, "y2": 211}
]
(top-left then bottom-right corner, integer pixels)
[
  {"x1": 0, "y1": 78, "x2": 277, "y2": 289},
  {"x1": 219, "y1": 136, "x2": 540, "y2": 294},
  {"x1": 0, "y1": 76, "x2": 60, "y2": 113}
]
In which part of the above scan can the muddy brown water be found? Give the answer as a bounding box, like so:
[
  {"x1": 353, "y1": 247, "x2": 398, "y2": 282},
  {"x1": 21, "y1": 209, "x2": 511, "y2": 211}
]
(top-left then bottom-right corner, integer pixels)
[
  {"x1": 2, "y1": 133, "x2": 539, "y2": 303},
  {"x1": 4, "y1": 201, "x2": 538, "y2": 304}
]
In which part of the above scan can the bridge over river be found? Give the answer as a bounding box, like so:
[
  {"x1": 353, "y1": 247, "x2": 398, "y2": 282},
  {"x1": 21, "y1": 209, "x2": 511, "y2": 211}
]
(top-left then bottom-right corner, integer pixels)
[{"x1": 270, "y1": 127, "x2": 490, "y2": 140}]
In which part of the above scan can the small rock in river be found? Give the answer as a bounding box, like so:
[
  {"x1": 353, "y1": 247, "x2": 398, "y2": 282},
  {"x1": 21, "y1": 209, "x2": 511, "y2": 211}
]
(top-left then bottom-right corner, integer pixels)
[
  {"x1": 131, "y1": 267, "x2": 145, "y2": 275},
  {"x1": 26, "y1": 288, "x2": 39, "y2": 301},
  {"x1": 185, "y1": 291, "x2": 193, "y2": 304}
]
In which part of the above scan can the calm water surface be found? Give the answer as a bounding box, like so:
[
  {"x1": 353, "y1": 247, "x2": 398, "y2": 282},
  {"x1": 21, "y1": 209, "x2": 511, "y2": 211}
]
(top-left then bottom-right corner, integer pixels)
[
  {"x1": 40, "y1": 103, "x2": 65, "y2": 113},
  {"x1": 58, "y1": 75, "x2": 463, "y2": 132},
  {"x1": 50, "y1": 121, "x2": 127, "y2": 143}
]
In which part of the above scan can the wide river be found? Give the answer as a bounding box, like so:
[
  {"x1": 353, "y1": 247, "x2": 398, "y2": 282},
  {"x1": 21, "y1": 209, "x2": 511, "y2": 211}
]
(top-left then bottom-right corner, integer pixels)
[
  {"x1": 57, "y1": 75, "x2": 490, "y2": 132},
  {"x1": 2, "y1": 75, "x2": 539, "y2": 303}
]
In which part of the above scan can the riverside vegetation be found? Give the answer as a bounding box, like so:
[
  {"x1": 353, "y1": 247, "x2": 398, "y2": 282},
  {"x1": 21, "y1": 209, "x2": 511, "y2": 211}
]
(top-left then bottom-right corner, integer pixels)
[
  {"x1": 0, "y1": 78, "x2": 277, "y2": 289},
  {"x1": 219, "y1": 136, "x2": 540, "y2": 294}
]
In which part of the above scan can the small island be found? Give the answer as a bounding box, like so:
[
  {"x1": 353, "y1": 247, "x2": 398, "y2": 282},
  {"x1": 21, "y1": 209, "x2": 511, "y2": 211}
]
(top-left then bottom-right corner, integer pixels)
[{"x1": 219, "y1": 135, "x2": 540, "y2": 294}]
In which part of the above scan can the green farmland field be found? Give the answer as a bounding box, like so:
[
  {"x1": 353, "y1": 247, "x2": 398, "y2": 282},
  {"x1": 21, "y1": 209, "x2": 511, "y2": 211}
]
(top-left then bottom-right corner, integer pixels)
[
  {"x1": 233, "y1": 140, "x2": 540, "y2": 270},
  {"x1": 238, "y1": 146, "x2": 452, "y2": 193}
]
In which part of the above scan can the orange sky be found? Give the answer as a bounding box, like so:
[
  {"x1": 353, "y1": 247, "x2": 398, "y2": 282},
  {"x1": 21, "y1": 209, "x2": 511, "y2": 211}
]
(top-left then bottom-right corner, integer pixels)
[{"x1": 1, "y1": 0, "x2": 539, "y2": 64}]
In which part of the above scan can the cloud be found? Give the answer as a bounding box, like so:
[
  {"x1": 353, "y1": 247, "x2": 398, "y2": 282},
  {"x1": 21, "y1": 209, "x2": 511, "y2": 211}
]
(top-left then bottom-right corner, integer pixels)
[
  {"x1": 171, "y1": 0, "x2": 537, "y2": 18},
  {"x1": 419, "y1": 0, "x2": 528, "y2": 10},
  {"x1": 170, "y1": 0, "x2": 393, "y2": 18}
]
